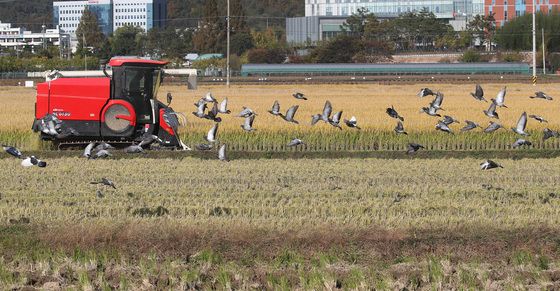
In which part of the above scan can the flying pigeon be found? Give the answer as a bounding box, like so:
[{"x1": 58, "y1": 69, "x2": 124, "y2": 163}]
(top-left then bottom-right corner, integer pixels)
[
  {"x1": 192, "y1": 102, "x2": 207, "y2": 118},
  {"x1": 394, "y1": 121, "x2": 407, "y2": 135},
  {"x1": 281, "y1": 105, "x2": 300, "y2": 124},
  {"x1": 512, "y1": 112, "x2": 529, "y2": 136},
  {"x1": 90, "y1": 178, "x2": 116, "y2": 189},
  {"x1": 512, "y1": 138, "x2": 532, "y2": 148},
  {"x1": 543, "y1": 128, "x2": 559, "y2": 141},
  {"x1": 484, "y1": 121, "x2": 503, "y2": 133},
  {"x1": 460, "y1": 120, "x2": 481, "y2": 132},
  {"x1": 205, "y1": 123, "x2": 219, "y2": 142},
  {"x1": 492, "y1": 87, "x2": 508, "y2": 108},
  {"x1": 421, "y1": 106, "x2": 441, "y2": 117},
  {"x1": 480, "y1": 160, "x2": 503, "y2": 170},
  {"x1": 470, "y1": 84, "x2": 487, "y2": 102},
  {"x1": 218, "y1": 144, "x2": 228, "y2": 162},
  {"x1": 2, "y1": 145, "x2": 22, "y2": 159},
  {"x1": 529, "y1": 114, "x2": 547, "y2": 123},
  {"x1": 204, "y1": 102, "x2": 222, "y2": 122},
  {"x1": 406, "y1": 143, "x2": 424, "y2": 154},
  {"x1": 441, "y1": 115, "x2": 460, "y2": 125},
  {"x1": 430, "y1": 92, "x2": 444, "y2": 110},
  {"x1": 287, "y1": 138, "x2": 304, "y2": 147},
  {"x1": 293, "y1": 92, "x2": 307, "y2": 100},
  {"x1": 203, "y1": 92, "x2": 217, "y2": 103},
  {"x1": 218, "y1": 98, "x2": 231, "y2": 114},
  {"x1": 241, "y1": 114, "x2": 256, "y2": 132},
  {"x1": 435, "y1": 121, "x2": 452, "y2": 134},
  {"x1": 238, "y1": 107, "x2": 256, "y2": 118},
  {"x1": 268, "y1": 100, "x2": 281, "y2": 116},
  {"x1": 343, "y1": 116, "x2": 361, "y2": 129},
  {"x1": 386, "y1": 105, "x2": 404, "y2": 121},
  {"x1": 530, "y1": 91, "x2": 553, "y2": 100},
  {"x1": 329, "y1": 111, "x2": 342, "y2": 129},
  {"x1": 483, "y1": 102, "x2": 499, "y2": 119},
  {"x1": 417, "y1": 88, "x2": 435, "y2": 98}
]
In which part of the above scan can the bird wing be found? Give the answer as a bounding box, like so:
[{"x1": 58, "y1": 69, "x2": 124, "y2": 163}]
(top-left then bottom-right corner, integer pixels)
[
  {"x1": 210, "y1": 102, "x2": 219, "y2": 117},
  {"x1": 332, "y1": 111, "x2": 342, "y2": 123},
  {"x1": 220, "y1": 98, "x2": 228, "y2": 112},
  {"x1": 322, "y1": 101, "x2": 332, "y2": 120},
  {"x1": 476, "y1": 84, "x2": 483, "y2": 97},
  {"x1": 432, "y1": 92, "x2": 443, "y2": 107},
  {"x1": 271, "y1": 100, "x2": 280, "y2": 113},
  {"x1": 516, "y1": 112, "x2": 527, "y2": 132},
  {"x1": 197, "y1": 102, "x2": 207, "y2": 115},
  {"x1": 496, "y1": 87, "x2": 506, "y2": 104},
  {"x1": 207, "y1": 123, "x2": 218, "y2": 141},
  {"x1": 311, "y1": 114, "x2": 320, "y2": 125},
  {"x1": 396, "y1": 121, "x2": 404, "y2": 131},
  {"x1": 243, "y1": 115, "x2": 253, "y2": 129},
  {"x1": 218, "y1": 144, "x2": 226, "y2": 160},
  {"x1": 286, "y1": 105, "x2": 299, "y2": 120},
  {"x1": 349, "y1": 116, "x2": 357, "y2": 123},
  {"x1": 488, "y1": 101, "x2": 496, "y2": 113}
]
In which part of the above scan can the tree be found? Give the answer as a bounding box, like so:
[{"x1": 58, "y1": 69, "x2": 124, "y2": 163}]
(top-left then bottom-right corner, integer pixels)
[
  {"x1": 251, "y1": 28, "x2": 281, "y2": 49},
  {"x1": 247, "y1": 48, "x2": 285, "y2": 63},
  {"x1": 468, "y1": 13, "x2": 496, "y2": 51},
  {"x1": 496, "y1": 12, "x2": 560, "y2": 52},
  {"x1": 341, "y1": 7, "x2": 374, "y2": 36},
  {"x1": 192, "y1": 0, "x2": 227, "y2": 53},
  {"x1": 231, "y1": 0, "x2": 248, "y2": 33},
  {"x1": 75, "y1": 8, "x2": 108, "y2": 57},
  {"x1": 111, "y1": 25, "x2": 144, "y2": 56},
  {"x1": 308, "y1": 35, "x2": 364, "y2": 63},
  {"x1": 146, "y1": 27, "x2": 192, "y2": 59}
]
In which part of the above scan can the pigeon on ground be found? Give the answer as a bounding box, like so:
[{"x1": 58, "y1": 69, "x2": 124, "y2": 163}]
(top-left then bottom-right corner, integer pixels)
[
  {"x1": 329, "y1": 111, "x2": 342, "y2": 129},
  {"x1": 281, "y1": 105, "x2": 299, "y2": 124},
  {"x1": 470, "y1": 84, "x2": 487, "y2": 102},
  {"x1": 394, "y1": 121, "x2": 407, "y2": 135},
  {"x1": 84, "y1": 142, "x2": 97, "y2": 158},
  {"x1": 435, "y1": 121, "x2": 452, "y2": 134},
  {"x1": 205, "y1": 123, "x2": 219, "y2": 142},
  {"x1": 492, "y1": 87, "x2": 508, "y2": 108},
  {"x1": 417, "y1": 88, "x2": 435, "y2": 98},
  {"x1": 484, "y1": 121, "x2": 503, "y2": 133},
  {"x1": 530, "y1": 91, "x2": 553, "y2": 100},
  {"x1": 138, "y1": 133, "x2": 162, "y2": 148},
  {"x1": 96, "y1": 190, "x2": 104, "y2": 198},
  {"x1": 293, "y1": 92, "x2": 307, "y2": 100},
  {"x1": 196, "y1": 144, "x2": 213, "y2": 151},
  {"x1": 21, "y1": 156, "x2": 47, "y2": 168},
  {"x1": 124, "y1": 143, "x2": 144, "y2": 153},
  {"x1": 268, "y1": 100, "x2": 281, "y2": 116},
  {"x1": 241, "y1": 114, "x2": 256, "y2": 132},
  {"x1": 90, "y1": 178, "x2": 116, "y2": 189},
  {"x1": 512, "y1": 112, "x2": 529, "y2": 136},
  {"x1": 406, "y1": 143, "x2": 424, "y2": 154},
  {"x1": 461, "y1": 120, "x2": 481, "y2": 132},
  {"x1": 93, "y1": 150, "x2": 112, "y2": 159},
  {"x1": 421, "y1": 106, "x2": 441, "y2": 117},
  {"x1": 218, "y1": 144, "x2": 228, "y2": 162},
  {"x1": 480, "y1": 160, "x2": 503, "y2": 170},
  {"x1": 287, "y1": 138, "x2": 304, "y2": 147},
  {"x1": 430, "y1": 92, "x2": 444, "y2": 110},
  {"x1": 343, "y1": 116, "x2": 361, "y2": 129},
  {"x1": 218, "y1": 98, "x2": 231, "y2": 114},
  {"x1": 2, "y1": 145, "x2": 22, "y2": 159},
  {"x1": 95, "y1": 142, "x2": 114, "y2": 151},
  {"x1": 238, "y1": 107, "x2": 256, "y2": 118},
  {"x1": 483, "y1": 102, "x2": 499, "y2": 119},
  {"x1": 441, "y1": 115, "x2": 460, "y2": 125},
  {"x1": 529, "y1": 114, "x2": 548, "y2": 123},
  {"x1": 386, "y1": 106, "x2": 404, "y2": 121},
  {"x1": 512, "y1": 138, "x2": 532, "y2": 148}
]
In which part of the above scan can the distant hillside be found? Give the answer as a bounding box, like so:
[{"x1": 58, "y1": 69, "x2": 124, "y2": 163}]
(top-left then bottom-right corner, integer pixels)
[{"x1": 0, "y1": 0, "x2": 303, "y2": 32}]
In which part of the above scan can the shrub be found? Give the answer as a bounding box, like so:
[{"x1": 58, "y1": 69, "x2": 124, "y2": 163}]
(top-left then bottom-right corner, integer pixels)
[
  {"x1": 247, "y1": 48, "x2": 285, "y2": 64},
  {"x1": 460, "y1": 49, "x2": 482, "y2": 63}
]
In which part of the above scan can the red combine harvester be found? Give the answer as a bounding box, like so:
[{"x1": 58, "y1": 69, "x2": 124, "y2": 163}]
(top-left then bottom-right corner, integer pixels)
[{"x1": 32, "y1": 57, "x2": 185, "y2": 149}]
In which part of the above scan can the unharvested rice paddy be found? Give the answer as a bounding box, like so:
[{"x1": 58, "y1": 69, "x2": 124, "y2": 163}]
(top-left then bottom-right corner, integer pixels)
[{"x1": 1, "y1": 83, "x2": 560, "y2": 151}]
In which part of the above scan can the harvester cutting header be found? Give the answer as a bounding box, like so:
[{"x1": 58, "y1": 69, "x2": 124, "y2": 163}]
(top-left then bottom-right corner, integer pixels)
[{"x1": 32, "y1": 57, "x2": 187, "y2": 149}]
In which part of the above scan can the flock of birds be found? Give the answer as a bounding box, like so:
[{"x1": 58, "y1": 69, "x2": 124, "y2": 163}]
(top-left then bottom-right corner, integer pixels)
[{"x1": 2, "y1": 84, "x2": 559, "y2": 172}]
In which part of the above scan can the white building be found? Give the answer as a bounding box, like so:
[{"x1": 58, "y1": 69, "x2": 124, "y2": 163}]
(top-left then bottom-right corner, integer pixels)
[
  {"x1": 0, "y1": 22, "x2": 70, "y2": 54},
  {"x1": 305, "y1": 0, "x2": 456, "y2": 19},
  {"x1": 53, "y1": 0, "x2": 166, "y2": 38}
]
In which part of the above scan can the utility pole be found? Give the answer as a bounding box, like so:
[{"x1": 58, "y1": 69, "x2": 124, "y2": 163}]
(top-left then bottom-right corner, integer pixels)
[
  {"x1": 42, "y1": 24, "x2": 46, "y2": 50},
  {"x1": 226, "y1": 0, "x2": 231, "y2": 87},
  {"x1": 83, "y1": 33, "x2": 87, "y2": 71},
  {"x1": 542, "y1": 27, "x2": 546, "y2": 75},
  {"x1": 532, "y1": 0, "x2": 537, "y2": 85}
]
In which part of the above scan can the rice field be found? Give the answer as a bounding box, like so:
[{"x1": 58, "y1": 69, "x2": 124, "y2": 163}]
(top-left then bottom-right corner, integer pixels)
[{"x1": 1, "y1": 82, "x2": 560, "y2": 151}]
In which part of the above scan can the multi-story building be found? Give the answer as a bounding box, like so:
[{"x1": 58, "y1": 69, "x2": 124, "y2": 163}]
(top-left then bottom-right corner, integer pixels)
[
  {"x1": 305, "y1": 0, "x2": 456, "y2": 19},
  {"x1": 485, "y1": 0, "x2": 559, "y2": 26},
  {"x1": 0, "y1": 22, "x2": 70, "y2": 55},
  {"x1": 53, "y1": 0, "x2": 166, "y2": 39}
]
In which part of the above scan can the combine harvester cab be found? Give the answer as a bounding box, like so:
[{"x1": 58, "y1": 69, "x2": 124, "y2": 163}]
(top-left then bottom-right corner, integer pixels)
[{"x1": 33, "y1": 57, "x2": 185, "y2": 149}]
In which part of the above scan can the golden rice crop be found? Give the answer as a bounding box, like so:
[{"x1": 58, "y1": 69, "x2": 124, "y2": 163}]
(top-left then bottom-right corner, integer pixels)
[
  {"x1": 1, "y1": 157, "x2": 559, "y2": 229},
  {"x1": 1, "y1": 83, "x2": 559, "y2": 150}
]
